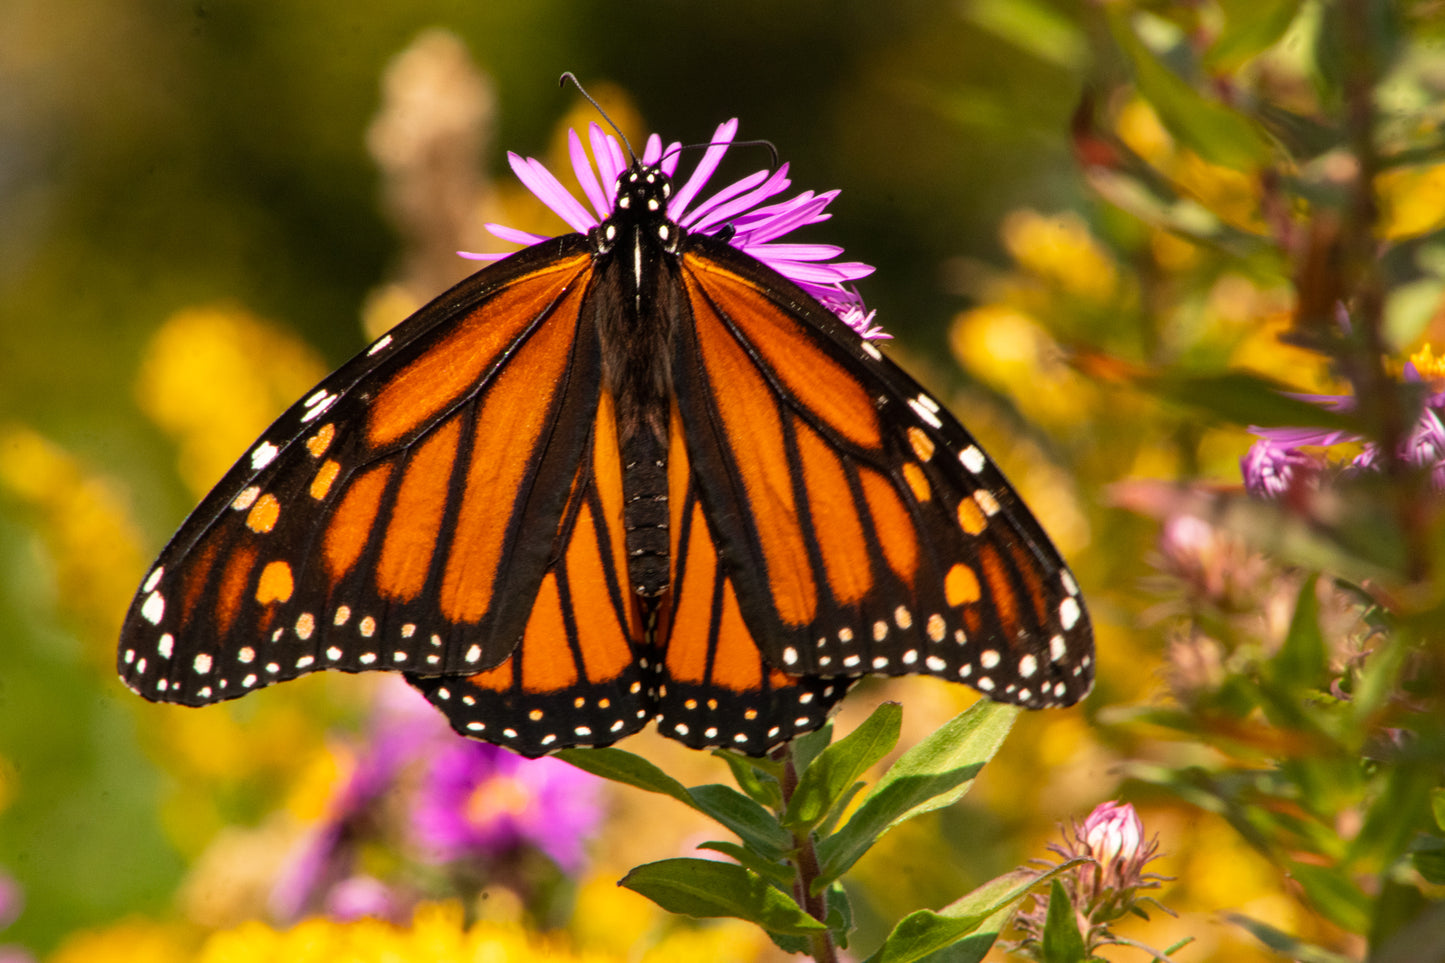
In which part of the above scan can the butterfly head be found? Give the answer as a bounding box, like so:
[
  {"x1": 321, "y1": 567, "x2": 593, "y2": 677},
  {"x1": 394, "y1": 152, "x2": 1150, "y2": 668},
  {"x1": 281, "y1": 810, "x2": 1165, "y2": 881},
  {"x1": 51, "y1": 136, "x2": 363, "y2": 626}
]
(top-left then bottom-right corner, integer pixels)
[{"x1": 593, "y1": 163, "x2": 682, "y2": 258}]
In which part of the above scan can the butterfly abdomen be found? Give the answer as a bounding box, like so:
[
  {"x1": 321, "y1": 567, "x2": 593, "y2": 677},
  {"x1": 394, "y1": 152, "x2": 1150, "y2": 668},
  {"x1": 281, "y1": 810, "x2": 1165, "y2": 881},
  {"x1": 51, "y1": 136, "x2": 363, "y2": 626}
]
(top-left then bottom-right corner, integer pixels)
[{"x1": 622, "y1": 432, "x2": 669, "y2": 597}]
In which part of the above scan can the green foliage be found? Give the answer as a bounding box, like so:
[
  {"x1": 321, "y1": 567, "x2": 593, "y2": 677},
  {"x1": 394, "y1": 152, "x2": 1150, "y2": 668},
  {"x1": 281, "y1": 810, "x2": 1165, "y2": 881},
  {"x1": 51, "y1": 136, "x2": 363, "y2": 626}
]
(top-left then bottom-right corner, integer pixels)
[{"x1": 572, "y1": 701, "x2": 1040, "y2": 961}]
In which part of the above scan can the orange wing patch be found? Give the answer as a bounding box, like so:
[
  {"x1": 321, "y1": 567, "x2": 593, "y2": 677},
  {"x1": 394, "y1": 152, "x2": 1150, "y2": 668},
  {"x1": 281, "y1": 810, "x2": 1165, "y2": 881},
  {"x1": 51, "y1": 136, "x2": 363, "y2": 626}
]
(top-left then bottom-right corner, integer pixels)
[
  {"x1": 367, "y1": 255, "x2": 590, "y2": 448},
  {"x1": 322, "y1": 464, "x2": 393, "y2": 583},
  {"x1": 682, "y1": 255, "x2": 881, "y2": 450},
  {"x1": 440, "y1": 282, "x2": 586, "y2": 624},
  {"x1": 686, "y1": 274, "x2": 816, "y2": 627},
  {"x1": 793, "y1": 418, "x2": 872, "y2": 605},
  {"x1": 376, "y1": 417, "x2": 462, "y2": 602}
]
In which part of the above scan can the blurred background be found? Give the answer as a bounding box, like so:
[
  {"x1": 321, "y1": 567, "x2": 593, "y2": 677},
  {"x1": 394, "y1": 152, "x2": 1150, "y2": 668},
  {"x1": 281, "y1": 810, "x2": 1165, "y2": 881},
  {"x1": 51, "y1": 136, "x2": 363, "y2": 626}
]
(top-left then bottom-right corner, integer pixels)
[{"x1": 5, "y1": 1, "x2": 1443, "y2": 960}]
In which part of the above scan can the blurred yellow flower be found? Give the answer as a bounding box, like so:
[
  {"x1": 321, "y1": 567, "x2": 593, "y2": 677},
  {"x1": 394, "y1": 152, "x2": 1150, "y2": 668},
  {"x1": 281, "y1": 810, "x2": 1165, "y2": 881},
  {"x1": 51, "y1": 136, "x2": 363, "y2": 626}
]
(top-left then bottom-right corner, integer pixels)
[
  {"x1": 1115, "y1": 97, "x2": 1266, "y2": 234},
  {"x1": 46, "y1": 918, "x2": 193, "y2": 963},
  {"x1": 194, "y1": 901, "x2": 619, "y2": 963},
  {"x1": 1410, "y1": 343, "x2": 1445, "y2": 380},
  {"x1": 1377, "y1": 162, "x2": 1445, "y2": 240},
  {"x1": 135, "y1": 304, "x2": 328, "y2": 497},
  {"x1": 0, "y1": 424, "x2": 145, "y2": 655},
  {"x1": 1001, "y1": 209, "x2": 1120, "y2": 305},
  {"x1": 949, "y1": 304, "x2": 1095, "y2": 431}
]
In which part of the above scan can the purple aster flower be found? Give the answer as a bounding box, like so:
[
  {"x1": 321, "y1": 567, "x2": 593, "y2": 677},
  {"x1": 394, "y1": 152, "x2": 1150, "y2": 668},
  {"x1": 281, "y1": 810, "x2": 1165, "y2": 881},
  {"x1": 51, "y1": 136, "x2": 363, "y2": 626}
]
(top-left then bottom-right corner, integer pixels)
[
  {"x1": 413, "y1": 739, "x2": 602, "y2": 873},
  {"x1": 271, "y1": 679, "x2": 441, "y2": 921},
  {"x1": 465, "y1": 120, "x2": 886, "y2": 339},
  {"x1": 1241, "y1": 437, "x2": 1318, "y2": 498}
]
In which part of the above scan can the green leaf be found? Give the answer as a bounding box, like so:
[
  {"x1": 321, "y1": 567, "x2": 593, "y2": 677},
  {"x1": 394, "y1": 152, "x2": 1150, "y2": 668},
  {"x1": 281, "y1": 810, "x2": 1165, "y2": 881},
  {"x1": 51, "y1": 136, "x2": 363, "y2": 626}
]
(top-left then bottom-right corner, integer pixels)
[
  {"x1": 1273, "y1": 574, "x2": 1327, "y2": 688},
  {"x1": 1041, "y1": 878, "x2": 1087, "y2": 963},
  {"x1": 1142, "y1": 370, "x2": 1358, "y2": 433},
  {"x1": 1226, "y1": 913, "x2": 1356, "y2": 963},
  {"x1": 556, "y1": 747, "x2": 695, "y2": 808},
  {"x1": 962, "y1": 0, "x2": 1087, "y2": 70},
  {"x1": 1431, "y1": 788, "x2": 1445, "y2": 833},
  {"x1": 864, "y1": 863, "x2": 1087, "y2": 963},
  {"x1": 687, "y1": 783, "x2": 792, "y2": 859},
  {"x1": 790, "y1": 721, "x2": 835, "y2": 774},
  {"x1": 1410, "y1": 837, "x2": 1445, "y2": 885},
  {"x1": 785, "y1": 702, "x2": 902, "y2": 832},
  {"x1": 715, "y1": 750, "x2": 784, "y2": 810},
  {"x1": 1288, "y1": 862, "x2": 1370, "y2": 934},
  {"x1": 695, "y1": 841, "x2": 794, "y2": 886},
  {"x1": 1110, "y1": 9, "x2": 1273, "y2": 170},
  {"x1": 816, "y1": 702, "x2": 1019, "y2": 886},
  {"x1": 1205, "y1": 0, "x2": 1304, "y2": 71},
  {"x1": 620, "y1": 858, "x2": 827, "y2": 936}
]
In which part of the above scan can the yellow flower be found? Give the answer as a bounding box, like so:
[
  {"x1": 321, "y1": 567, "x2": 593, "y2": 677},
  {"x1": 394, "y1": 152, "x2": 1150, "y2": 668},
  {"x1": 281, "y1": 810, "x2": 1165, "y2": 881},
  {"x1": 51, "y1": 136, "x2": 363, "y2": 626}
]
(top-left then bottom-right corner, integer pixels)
[
  {"x1": 46, "y1": 918, "x2": 193, "y2": 963},
  {"x1": 194, "y1": 902, "x2": 621, "y2": 963},
  {"x1": 1377, "y1": 163, "x2": 1445, "y2": 240},
  {"x1": 0, "y1": 425, "x2": 146, "y2": 656},
  {"x1": 134, "y1": 305, "x2": 328, "y2": 497},
  {"x1": 1001, "y1": 209, "x2": 1120, "y2": 306},
  {"x1": 1410, "y1": 343, "x2": 1445, "y2": 380},
  {"x1": 949, "y1": 304, "x2": 1096, "y2": 430}
]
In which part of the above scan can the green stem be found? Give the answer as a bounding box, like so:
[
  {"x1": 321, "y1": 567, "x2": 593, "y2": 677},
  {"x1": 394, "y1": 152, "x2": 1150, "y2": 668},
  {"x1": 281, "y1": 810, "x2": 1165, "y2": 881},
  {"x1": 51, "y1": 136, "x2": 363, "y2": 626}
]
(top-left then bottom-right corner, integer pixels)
[
  {"x1": 1339, "y1": 0, "x2": 1429, "y2": 581},
  {"x1": 780, "y1": 745, "x2": 838, "y2": 963}
]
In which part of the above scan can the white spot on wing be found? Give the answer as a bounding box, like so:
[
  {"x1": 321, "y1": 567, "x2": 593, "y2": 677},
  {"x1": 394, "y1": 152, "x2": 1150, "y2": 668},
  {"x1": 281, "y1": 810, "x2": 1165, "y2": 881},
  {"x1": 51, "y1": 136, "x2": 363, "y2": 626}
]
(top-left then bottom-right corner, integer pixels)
[
  {"x1": 908, "y1": 397, "x2": 943, "y2": 429},
  {"x1": 959, "y1": 446, "x2": 986, "y2": 474},
  {"x1": 143, "y1": 567, "x2": 164, "y2": 593},
  {"x1": 367, "y1": 334, "x2": 393, "y2": 356},
  {"x1": 251, "y1": 441, "x2": 279, "y2": 470},
  {"x1": 141, "y1": 591, "x2": 165, "y2": 625}
]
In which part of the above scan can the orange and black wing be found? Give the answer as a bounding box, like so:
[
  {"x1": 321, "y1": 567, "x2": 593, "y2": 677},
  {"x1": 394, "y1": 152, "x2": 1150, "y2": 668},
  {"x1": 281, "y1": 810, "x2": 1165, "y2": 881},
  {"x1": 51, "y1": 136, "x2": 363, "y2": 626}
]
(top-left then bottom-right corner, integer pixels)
[
  {"x1": 650, "y1": 403, "x2": 858, "y2": 754},
  {"x1": 117, "y1": 239, "x2": 608, "y2": 706},
  {"x1": 670, "y1": 237, "x2": 1093, "y2": 709},
  {"x1": 407, "y1": 389, "x2": 655, "y2": 758}
]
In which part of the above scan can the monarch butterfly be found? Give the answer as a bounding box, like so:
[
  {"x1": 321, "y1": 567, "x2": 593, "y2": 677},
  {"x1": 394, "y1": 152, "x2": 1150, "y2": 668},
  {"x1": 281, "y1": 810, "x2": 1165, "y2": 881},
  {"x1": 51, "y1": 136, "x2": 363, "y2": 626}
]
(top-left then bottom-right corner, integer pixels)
[{"x1": 118, "y1": 113, "x2": 1093, "y2": 758}]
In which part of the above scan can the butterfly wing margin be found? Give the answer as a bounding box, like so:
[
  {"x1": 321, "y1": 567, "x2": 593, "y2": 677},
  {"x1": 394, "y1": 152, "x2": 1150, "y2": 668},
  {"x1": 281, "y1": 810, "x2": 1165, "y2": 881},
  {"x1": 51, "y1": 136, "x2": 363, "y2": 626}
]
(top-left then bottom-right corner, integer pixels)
[
  {"x1": 671, "y1": 239, "x2": 1093, "y2": 708},
  {"x1": 118, "y1": 239, "x2": 606, "y2": 705}
]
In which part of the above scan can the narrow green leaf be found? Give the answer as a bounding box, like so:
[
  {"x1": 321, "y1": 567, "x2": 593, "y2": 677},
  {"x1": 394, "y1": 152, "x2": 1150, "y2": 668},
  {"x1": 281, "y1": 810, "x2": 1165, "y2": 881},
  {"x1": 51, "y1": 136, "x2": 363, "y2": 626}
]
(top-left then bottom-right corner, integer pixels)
[
  {"x1": 1110, "y1": 10, "x2": 1273, "y2": 170},
  {"x1": 1142, "y1": 371, "x2": 1358, "y2": 433},
  {"x1": 785, "y1": 702, "x2": 902, "y2": 832},
  {"x1": 791, "y1": 720, "x2": 835, "y2": 774},
  {"x1": 816, "y1": 702, "x2": 1018, "y2": 886},
  {"x1": 695, "y1": 841, "x2": 794, "y2": 886},
  {"x1": 1205, "y1": 0, "x2": 1304, "y2": 71},
  {"x1": 556, "y1": 747, "x2": 695, "y2": 808},
  {"x1": 1041, "y1": 879, "x2": 1087, "y2": 963},
  {"x1": 1431, "y1": 788, "x2": 1445, "y2": 832},
  {"x1": 687, "y1": 783, "x2": 792, "y2": 858},
  {"x1": 1288, "y1": 862, "x2": 1370, "y2": 933},
  {"x1": 1226, "y1": 913, "x2": 1356, "y2": 963},
  {"x1": 620, "y1": 858, "x2": 827, "y2": 936},
  {"x1": 1273, "y1": 574, "x2": 1326, "y2": 688},
  {"x1": 864, "y1": 863, "x2": 1087, "y2": 963},
  {"x1": 715, "y1": 750, "x2": 784, "y2": 810},
  {"x1": 962, "y1": 0, "x2": 1087, "y2": 69}
]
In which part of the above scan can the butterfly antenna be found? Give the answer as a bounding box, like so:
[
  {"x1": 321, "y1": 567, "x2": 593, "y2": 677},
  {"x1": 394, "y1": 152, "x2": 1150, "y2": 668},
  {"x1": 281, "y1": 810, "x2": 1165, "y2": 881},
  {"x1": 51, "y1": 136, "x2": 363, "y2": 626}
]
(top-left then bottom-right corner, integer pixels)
[
  {"x1": 661, "y1": 138, "x2": 780, "y2": 171},
  {"x1": 558, "y1": 72, "x2": 637, "y2": 162}
]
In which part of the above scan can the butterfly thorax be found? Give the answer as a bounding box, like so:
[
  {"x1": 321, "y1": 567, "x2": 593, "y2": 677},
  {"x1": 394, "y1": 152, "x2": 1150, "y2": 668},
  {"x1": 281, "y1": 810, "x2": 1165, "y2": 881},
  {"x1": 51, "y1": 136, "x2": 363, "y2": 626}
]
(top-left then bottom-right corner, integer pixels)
[{"x1": 590, "y1": 163, "x2": 688, "y2": 599}]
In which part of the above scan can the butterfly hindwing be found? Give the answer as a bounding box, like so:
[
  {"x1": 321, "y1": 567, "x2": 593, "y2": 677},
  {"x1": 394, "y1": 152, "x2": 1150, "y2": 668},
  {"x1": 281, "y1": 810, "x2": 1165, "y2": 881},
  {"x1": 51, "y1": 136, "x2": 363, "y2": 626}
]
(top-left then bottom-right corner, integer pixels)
[
  {"x1": 118, "y1": 241, "x2": 603, "y2": 706},
  {"x1": 672, "y1": 237, "x2": 1093, "y2": 708},
  {"x1": 650, "y1": 403, "x2": 858, "y2": 753},
  {"x1": 408, "y1": 394, "x2": 653, "y2": 758}
]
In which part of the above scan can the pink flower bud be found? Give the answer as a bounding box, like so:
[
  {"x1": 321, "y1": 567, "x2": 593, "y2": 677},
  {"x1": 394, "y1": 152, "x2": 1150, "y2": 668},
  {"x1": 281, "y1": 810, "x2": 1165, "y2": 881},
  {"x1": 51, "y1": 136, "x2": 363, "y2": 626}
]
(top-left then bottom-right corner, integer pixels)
[{"x1": 1082, "y1": 801, "x2": 1143, "y2": 868}]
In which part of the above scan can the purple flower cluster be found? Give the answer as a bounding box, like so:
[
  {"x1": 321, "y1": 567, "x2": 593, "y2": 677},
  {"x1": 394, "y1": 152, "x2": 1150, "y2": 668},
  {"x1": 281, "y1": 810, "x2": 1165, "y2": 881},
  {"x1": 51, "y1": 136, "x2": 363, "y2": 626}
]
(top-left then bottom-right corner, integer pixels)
[
  {"x1": 271, "y1": 678, "x2": 603, "y2": 922},
  {"x1": 467, "y1": 119, "x2": 886, "y2": 339},
  {"x1": 1242, "y1": 351, "x2": 1445, "y2": 497}
]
